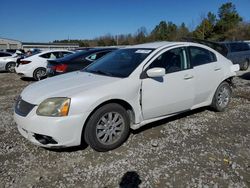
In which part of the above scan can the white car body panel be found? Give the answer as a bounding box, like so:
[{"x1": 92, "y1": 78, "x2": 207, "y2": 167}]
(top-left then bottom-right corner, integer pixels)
[
  {"x1": 0, "y1": 56, "x2": 17, "y2": 71},
  {"x1": 14, "y1": 42, "x2": 239, "y2": 148},
  {"x1": 15, "y1": 50, "x2": 73, "y2": 78},
  {"x1": 142, "y1": 68, "x2": 194, "y2": 120}
]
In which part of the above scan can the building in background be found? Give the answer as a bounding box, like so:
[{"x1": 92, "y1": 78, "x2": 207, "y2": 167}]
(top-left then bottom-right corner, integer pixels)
[
  {"x1": 22, "y1": 42, "x2": 79, "y2": 51},
  {"x1": 0, "y1": 37, "x2": 79, "y2": 51},
  {"x1": 0, "y1": 38, "x2": 22, "y2": 50}
]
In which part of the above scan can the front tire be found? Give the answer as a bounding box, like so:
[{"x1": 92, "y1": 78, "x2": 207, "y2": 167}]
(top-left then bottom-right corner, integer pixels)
[
  {"x1": 211, "y1": 82, "x2": 232, "y2": 112},
  {"x1": 84, "y1": 103, "x2": 130, "y2": 152},
  {"x1": 5, "y1": 62, "x2": 16, "y2": 73},
  {"x1": 33, "y1": 68, "x2": 47, "y2": 81}
]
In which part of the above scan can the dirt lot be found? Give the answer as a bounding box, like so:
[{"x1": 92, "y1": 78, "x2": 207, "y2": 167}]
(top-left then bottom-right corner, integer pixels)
[{"x1": 0, "y1": 71, "x2": 250, "y2": 188}]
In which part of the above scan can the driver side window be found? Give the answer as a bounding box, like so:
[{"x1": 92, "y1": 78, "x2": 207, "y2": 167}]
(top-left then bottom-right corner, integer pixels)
[{"x1": 149, "y1": 47, "x2": 189, "y2": 73}]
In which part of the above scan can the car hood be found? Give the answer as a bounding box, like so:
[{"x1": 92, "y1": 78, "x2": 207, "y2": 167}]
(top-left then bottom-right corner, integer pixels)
[{"x1": 21, "y1": 71, "x2": 121, "y2": 104}]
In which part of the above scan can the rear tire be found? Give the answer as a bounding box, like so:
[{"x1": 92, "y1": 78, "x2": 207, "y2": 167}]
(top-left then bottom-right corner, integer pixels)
[
  {"x1": 5, "y1": 62, "x2": 16, "y2": 73},
  {"x1": 211, "y1": 82, "x2": 232, "y2": 112},
  {"x1": 33, "y1": 68, "x2": 47, "y2": 81},
  {"x1": 240, "y1": 60, "x2": 249, "y2": 71},
  {"x1": 84, "y1": 103, "x2": 130, "y2": 152}
]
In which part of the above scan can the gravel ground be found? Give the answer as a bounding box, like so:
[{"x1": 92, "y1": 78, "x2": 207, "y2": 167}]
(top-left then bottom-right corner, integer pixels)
[{"x1": 0, "y1": 70, "x2": 249, "y2": 188}]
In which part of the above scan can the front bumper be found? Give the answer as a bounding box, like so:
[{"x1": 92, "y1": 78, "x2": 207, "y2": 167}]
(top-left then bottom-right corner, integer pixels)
[{"x1": 14, "y1": 107, "x2": 88, "y2": 148}]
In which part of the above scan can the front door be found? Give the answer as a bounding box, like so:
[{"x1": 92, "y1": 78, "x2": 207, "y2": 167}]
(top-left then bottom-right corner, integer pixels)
[{"x1": 141, "y1": 47, "x2": 195, "y2": 120}]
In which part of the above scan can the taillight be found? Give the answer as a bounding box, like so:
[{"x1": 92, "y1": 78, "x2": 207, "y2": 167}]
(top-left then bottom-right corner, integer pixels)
[
  {"x1": 55, "y1": 64, "x2": 68, "y2": 72},
  {"x1": 20, "y1": 60, "x2": 31, "y2": 65}
]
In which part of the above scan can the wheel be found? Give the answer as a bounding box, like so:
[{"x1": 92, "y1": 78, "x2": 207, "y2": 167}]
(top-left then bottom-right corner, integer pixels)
[
  {"x1": 240, "y1": 60, "x2": 249, "y2": 71},
  {"x1": 33, "y1": 68, "x2": 47, "y2": 81},
  {"x1": 5, "y1": 62, "x2": 16, "y2": 73},
  {"x1": 84, "y1": 103, "x2": 130, "y2": 152},
  {"x1": 211, "y1": 82, "x2": 232, "y2": 112}
]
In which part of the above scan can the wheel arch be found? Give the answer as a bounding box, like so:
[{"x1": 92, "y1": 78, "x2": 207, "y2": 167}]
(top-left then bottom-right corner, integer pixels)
[
  {"x1": 33, "y1": 67, "x2": 47, "y2": 80},
  {"x1": 5, "y1": 61, "x2": 16, "y2": 70},
  {"x1": 223, "y1": 76, "x2": 234, "y2": 88},
  {"x1": 80, "y1": 99, "x2": 135, "y2": 145}
]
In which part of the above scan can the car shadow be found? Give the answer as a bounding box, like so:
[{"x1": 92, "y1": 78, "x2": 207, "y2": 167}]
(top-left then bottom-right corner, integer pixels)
[
  {"x1": 44, "y1": 141, "x2": 88, "y2": 153},
  {"x1": 20, "y1": 77, "x2": 36, "y2": 81},
  {"x1": 131, "y1": 107, "x2": 207, "y2": 135},
  {"x1": 239, "y1": 72, "x2": 250, "y2": 80},
  {"x1": 44, "y1": 107, "x2": 208, "y2": 153}
]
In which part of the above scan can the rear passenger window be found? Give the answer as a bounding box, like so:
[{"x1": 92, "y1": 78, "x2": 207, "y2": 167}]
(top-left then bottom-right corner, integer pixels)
[
  {"x1": 240, "y1": 43, "x2": 250, "y2": 51},
  {"x1": 40, "y1": 53, "x2": 51, "y2": 59},
  {"x1": 62, "y1": 52, "x2": 72, "y2": 57},
  {"x1": 189, "y1": 47, "x2": 216, "y2": 67},
  {"x1": 0, "y1": 52, "x2": 11, "y2": 57},
  {"x1": 86, "y1": 51, "x2": 111, "y2": 61},
  {"x1": 229, "y1": 43, "x2": 250, "y2": 52}
]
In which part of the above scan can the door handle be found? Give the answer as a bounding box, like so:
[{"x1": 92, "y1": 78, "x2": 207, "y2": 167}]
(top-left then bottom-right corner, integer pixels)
[
  {"x1": 214, "y1": 67, "x2": 221, "y2": 71},
  {"x1": 184, "y1": 74, "x2": 194, "y2": 80}
]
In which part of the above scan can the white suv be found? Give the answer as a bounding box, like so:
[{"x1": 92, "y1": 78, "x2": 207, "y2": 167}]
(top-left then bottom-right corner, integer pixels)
[
  {"x1": 15, "y1": 50, "x2": 73, "y2": 80},
  {"x1": 14, "y1": 42, "x2": 239, "y2": 151}
]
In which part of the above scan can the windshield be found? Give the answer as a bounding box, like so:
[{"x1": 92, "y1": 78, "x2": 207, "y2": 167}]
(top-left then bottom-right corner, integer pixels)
[{"x1": 84, "y1": 48, "x2": 153, "y2": 78}]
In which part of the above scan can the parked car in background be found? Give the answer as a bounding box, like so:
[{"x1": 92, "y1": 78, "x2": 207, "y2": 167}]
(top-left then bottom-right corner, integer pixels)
[
  {"x1": 0, "y1": 51, "x2": 12, "y2": 57},
  {"x1": 14, "y1": 41, "x2": 239, "y2": 152},
  {"x1": 220, "y1": 42, "x2": 250, "y2": 70},
  {"x1": 1, "y1": 49, "x2": 24, "y2": 54},
  {"x1": 184, "y1": 38, "x2": 250, "y2": 71},
  {"x1": 244, "y1": 40, "x2": 250, "y2": 48},
  {"x1": 16, "y1": 49, "x2": 42, "y2": 67},
  {"x1": 47, "y1": 48, "x2": 117, "y2": 77},
  {"x1": 0, "y1": 51, "x2": 19, "y2": 72},
  {"x1": 15, "y1": 50, "x2": 74, "y2": 80}
]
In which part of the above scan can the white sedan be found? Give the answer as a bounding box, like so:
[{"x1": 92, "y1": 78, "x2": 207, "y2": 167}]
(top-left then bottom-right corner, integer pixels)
[
  {"x1": 15, "y1": 50, "x2": 73, "y2": 80},
  {"x1": 0, "y1": 51, "x2": 19, "y2": 72},
  {"x1": 14, "y1": 42, "x2": 239, "y2": 151}
]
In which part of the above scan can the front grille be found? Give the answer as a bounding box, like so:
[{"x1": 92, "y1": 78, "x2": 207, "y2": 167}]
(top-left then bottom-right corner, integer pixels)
[{"x1": 15, "y1": 96, "x2": 36, "y2": 117}]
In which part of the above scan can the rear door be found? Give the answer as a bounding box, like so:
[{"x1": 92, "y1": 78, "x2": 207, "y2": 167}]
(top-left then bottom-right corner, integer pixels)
[{"x1": 188, "y1": 46, "x2": 223, "y2": 106}]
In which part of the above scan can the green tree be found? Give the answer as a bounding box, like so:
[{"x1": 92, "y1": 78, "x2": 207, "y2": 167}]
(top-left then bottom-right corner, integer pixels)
[
  {"x1": 215, "y1": 2, "x2": 242, "y2": 40},
  {"x1": 151, "y1": 21, "x2": 168, "y2": 40},
  {"x1": 193, "y1": 12, "x2": 217, "y2": 40},
  {"x1": 151, "y1": 21, "x2": 178, "y2": 41},
  {"x1": 176, "y1": 22, "x2": 190, "y2": 40},
  {"x1": 134, "y1": 27, "x2": 148, "y2": 44}
]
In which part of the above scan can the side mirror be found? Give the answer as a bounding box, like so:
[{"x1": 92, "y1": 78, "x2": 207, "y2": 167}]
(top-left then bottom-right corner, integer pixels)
[{"x1": 146, "y1": 68, "x2": 165, "y2": 78}]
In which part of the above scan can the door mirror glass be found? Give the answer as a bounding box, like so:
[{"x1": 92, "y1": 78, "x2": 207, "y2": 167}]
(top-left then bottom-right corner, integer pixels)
[{"x1": 146, "y1": 68, "x2": 165, "y2": 78}]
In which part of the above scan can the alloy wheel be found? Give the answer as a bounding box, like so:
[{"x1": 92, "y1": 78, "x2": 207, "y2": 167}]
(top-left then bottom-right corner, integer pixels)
[{"x1": 95, "y1": 112, "x2": 125, "y2": 145}]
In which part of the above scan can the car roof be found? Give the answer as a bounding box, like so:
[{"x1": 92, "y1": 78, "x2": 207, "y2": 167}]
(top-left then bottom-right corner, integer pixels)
[
  {"x1": 40, "y1": 49, "x2": 72, "y2": 53},
  {"x1": 126, "y1": 41, "x2": 180, "y2": 49},
  {"x1": 220, "y1": 41, "x2": 247, "y2": 44},
  {"x1": 53, "y1": 48, "x2": 117, "y2": 62}
]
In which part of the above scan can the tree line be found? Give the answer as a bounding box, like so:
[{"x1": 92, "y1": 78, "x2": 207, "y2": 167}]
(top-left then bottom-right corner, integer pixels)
[{"x1": 54, "y1": 2, "x2": 250, "y2": 47}]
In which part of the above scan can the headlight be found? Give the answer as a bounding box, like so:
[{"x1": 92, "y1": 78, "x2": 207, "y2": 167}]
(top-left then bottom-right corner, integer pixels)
[{"x1": 36, "y1": 98, "x2": 70, "y2": 117}]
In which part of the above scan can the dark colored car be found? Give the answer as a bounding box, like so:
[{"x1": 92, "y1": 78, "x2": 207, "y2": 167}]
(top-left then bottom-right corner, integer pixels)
[
  {"x1": 0, "y1": 51, "x2": 13, "y2": 57},
  {"x1": 46, "y1": 48, "x2": 117, "y2": 77},
  {"x1": 220, "y1": 42, "x2": 250, "y2": 70},
  {"x1": 184, "y1": 38, "x2": 250, "y2": 70}
]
